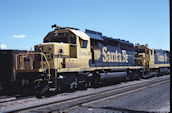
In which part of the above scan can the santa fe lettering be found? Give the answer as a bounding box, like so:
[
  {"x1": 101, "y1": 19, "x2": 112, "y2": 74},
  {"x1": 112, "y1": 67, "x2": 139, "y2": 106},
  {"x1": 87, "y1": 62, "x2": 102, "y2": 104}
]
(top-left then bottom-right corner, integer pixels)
[{"x1": 102, "y1": 47, "x2": 128, "y2": 63}]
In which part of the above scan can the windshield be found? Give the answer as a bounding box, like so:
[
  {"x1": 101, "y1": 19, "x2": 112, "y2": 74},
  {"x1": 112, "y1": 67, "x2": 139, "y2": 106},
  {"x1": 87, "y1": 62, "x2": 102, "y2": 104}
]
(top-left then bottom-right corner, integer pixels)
[
  {"x1": 135, "y1": 47, "x2": 145, "y2": 53},
  {"x1": 44, "y1": 31, "x2": 76, "y2": 44},
  {"x1": 44, "y1": 32, "x2": 68, "y2": 43}
]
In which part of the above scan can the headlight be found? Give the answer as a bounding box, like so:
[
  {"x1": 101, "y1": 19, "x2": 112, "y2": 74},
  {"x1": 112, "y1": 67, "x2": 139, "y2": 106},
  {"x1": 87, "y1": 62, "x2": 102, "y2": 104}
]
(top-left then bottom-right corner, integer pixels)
[{"x1": 59, "y1": 49, "x2": 63, "y2": 54}]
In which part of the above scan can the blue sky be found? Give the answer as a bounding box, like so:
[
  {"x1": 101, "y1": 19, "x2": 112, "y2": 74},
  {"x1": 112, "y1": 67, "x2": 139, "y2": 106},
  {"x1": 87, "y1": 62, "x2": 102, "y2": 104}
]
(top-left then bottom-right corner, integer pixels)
[{"x1": 0, "y1": 0, "x2": 169, "y2": 50}]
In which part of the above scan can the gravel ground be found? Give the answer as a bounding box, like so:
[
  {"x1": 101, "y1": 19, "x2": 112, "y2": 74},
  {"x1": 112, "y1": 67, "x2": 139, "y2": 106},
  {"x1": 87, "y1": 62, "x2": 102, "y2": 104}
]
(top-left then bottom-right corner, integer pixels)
[{"x1": 68, "y1": 78, "x2": 170, "y2": 113}]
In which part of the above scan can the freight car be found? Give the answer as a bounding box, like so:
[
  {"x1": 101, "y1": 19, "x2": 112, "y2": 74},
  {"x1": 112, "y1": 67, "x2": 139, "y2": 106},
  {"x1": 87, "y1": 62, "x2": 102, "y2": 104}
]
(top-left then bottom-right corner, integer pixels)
[
  {"x1": 0, "y1": 50, "x2": 27, "y2": 95},
  {"x1": 14, "y1": 25, "x2": 170, "y2": 96}
]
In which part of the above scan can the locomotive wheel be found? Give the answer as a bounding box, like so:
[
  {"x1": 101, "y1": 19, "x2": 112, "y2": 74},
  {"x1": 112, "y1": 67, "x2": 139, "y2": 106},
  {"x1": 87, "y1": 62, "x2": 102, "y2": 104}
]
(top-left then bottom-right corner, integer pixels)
[
  {"x1": 126, "y1": 69, "x2": 133, "y2": 81},
  {"x1": 77, "y1": 81, "x2": 87, "y2": 90},
  {"x1": 86, "y1": 76, "x2": 92, "y2": 88},
  {"x1": 36, "y1": 91, "x2": 42, "y2": 98},
  {"x1": 91, "y1": 76, "x2": 99, "y2": 88},
  {"x1": 135, "y1": 71, "x2": 142, "y2": 80},
  {"x1": 35, "y1": 80, "x2": 50, "y2": 98},
  {"x1": 125, "y1": 75, "x2": 130, "y2": 81},
  {"x1": 70, "y1": 78, "x2": 78, "y2": 91},
  {"x1": 137, "y1": 73, "x2": 142, "y2": 80}
]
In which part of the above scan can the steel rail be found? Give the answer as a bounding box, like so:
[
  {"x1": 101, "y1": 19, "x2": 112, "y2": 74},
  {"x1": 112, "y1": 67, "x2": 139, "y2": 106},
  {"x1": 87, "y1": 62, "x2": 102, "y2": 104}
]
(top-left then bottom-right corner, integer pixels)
[
  {"x1": 0, "y1": 96, "x2": 16, "y2": 103},
  {"x1": 0, "y1": 96, "x2": 36, "y2": 104}
]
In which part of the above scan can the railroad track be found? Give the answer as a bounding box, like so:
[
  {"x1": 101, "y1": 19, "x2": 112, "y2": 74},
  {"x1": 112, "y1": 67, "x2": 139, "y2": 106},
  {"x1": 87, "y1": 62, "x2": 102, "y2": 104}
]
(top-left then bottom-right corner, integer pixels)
[
  {"x1": 0, "y1": 95, "x2": 36, "y2": 104},
  {"x1": 4, "y1": 75, "x2": 169, "y2": 113},
  {"x1": 0, "y1": 96, "x2": 16, "y2": 103}
]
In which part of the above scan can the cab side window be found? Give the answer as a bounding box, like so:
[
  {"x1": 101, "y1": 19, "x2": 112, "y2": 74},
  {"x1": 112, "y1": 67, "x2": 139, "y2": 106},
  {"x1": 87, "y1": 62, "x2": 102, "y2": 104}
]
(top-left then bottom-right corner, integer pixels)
[
  {"x1": 70, "y1": 36, "x2": 76, "y2": 44},
  {"x1": 79, "y1": 38, "x2": 87, "y2": 48}
]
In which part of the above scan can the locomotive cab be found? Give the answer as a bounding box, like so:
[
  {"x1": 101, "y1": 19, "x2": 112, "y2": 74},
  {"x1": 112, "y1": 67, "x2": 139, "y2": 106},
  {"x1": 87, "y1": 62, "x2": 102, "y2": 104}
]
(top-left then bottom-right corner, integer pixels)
[
  {"x1": 135, "y1": 45, "x2": 151, "y2": 72},
  {"x1": 16, "y1": 26, "x2": 92, "y2": 73},
  {"x1": 135, "y1": 44, "x2": 157, "y2": 78},
  {"x1": 42, "y1": 27, "x2": 91, "y2": 69},
  {"x1": 15, "y1": 26, "x2": 92, "y2": 95}
]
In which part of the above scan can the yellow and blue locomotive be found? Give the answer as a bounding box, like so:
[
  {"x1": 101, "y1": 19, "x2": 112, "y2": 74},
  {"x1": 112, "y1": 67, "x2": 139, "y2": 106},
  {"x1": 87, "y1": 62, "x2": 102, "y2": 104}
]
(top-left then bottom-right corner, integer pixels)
[
  {"x1": 14, "y1": 25, "x2": 170, "y2": 96},
  {"x1": 135, "y1": 45, "x2": 170, "y2": 77}
]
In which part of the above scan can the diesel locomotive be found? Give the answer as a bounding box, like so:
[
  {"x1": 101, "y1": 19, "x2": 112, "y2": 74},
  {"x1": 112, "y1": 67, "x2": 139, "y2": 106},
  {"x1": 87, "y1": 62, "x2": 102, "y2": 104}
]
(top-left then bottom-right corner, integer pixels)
[{"x1": 3, "y1": 25, "x2": 169, "y2": 96}]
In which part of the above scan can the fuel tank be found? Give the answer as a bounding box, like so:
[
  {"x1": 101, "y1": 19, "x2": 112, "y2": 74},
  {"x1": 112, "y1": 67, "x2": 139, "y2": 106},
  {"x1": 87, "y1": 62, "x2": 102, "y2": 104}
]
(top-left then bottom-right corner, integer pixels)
[{"x1": 99, "y1": 71, "x2": 127, "y2": 82}]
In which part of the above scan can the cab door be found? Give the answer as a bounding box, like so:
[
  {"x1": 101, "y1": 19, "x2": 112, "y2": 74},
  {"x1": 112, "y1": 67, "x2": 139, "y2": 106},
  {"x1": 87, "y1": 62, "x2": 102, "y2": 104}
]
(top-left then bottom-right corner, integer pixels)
[{"x1": 76, "y1": 37, "x2": 91, "y2": 68}]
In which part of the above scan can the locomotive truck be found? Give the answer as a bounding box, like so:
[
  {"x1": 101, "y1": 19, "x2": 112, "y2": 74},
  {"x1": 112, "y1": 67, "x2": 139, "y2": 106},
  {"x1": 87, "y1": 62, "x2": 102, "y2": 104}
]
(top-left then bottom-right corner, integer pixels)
[{"x1": 4, "y1": 25, "x2": 169, "y2": 96}]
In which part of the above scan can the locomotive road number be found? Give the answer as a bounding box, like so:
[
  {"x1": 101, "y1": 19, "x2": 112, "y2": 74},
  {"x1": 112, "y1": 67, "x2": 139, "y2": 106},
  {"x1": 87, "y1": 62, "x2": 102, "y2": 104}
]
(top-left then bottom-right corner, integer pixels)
[{"x1": 79, "y1": 51, "x2": 90, "y2": 56}]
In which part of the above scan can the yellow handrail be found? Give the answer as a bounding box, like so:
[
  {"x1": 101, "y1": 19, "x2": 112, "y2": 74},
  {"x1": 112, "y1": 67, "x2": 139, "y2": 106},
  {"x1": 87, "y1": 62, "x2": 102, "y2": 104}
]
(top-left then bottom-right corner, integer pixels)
[{"x1": 16, "y1": 51, "x2": 51, "y2": 79}]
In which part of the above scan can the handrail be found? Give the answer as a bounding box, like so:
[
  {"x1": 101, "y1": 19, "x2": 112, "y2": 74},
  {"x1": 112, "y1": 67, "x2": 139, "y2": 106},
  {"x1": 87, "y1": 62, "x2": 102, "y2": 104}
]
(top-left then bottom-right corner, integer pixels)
[
  {"x1": 16, "y1": 51, "x2": 51, "y2": 79},
  {"x1": 24, "y1": 47, "x2": 32, "y2": 57}
]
